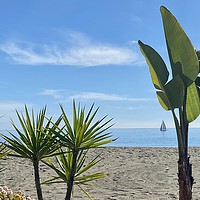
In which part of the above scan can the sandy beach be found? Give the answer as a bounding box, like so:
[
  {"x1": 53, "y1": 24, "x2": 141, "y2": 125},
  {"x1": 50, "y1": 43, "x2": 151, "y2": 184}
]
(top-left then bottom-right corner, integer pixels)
[{"x1": 1, "y1": 147, "x2": 200, "y2": 200}]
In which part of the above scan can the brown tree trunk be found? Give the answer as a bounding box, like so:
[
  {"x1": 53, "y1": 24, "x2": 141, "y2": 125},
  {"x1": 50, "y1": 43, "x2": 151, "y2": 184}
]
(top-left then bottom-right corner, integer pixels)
[
  {"x1": 65, "y1": 151, "x2": 78, "y2": 200},
  {"x1": 178, "y1": 156, "x2": 193, "y2": 200},
  {"x1": 33, "y1": 161, "x2": 43, "y2": 200}
]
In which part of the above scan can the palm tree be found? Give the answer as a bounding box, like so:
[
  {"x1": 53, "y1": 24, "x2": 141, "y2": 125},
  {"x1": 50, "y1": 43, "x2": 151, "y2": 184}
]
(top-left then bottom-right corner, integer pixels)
[
  {"x1": 0, "y1": 106, "x2": 62, "y2": 200},
  {"x1": 44, "y1": 101, "x2": 114, "y2": 200},
  {"x1": 43, "y1": 148, "x2": 107, "y2": 200}
]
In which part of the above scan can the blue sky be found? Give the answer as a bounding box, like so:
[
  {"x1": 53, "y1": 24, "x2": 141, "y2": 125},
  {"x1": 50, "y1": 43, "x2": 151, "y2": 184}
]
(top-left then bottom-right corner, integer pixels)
[{"x1": 0, "y1": 0, "x2": 200, "y2": 129}]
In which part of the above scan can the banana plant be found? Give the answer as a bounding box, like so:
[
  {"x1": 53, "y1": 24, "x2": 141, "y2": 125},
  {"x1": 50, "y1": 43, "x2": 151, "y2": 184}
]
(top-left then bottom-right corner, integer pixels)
[
  {"x1": 0, "y1": 106, "x2": 62, "y2": 200},
  {"x1": 45, "y1": 101, "x2": 114, "y2": 200},
  {"x1": 138, "y1": 6, "x2": 200, "y2": 200}
]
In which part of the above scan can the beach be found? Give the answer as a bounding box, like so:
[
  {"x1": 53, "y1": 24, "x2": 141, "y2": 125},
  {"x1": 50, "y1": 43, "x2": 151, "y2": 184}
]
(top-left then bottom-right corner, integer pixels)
[{"x1": 1, "y1": 147, "x2": 200, "y2": 200}]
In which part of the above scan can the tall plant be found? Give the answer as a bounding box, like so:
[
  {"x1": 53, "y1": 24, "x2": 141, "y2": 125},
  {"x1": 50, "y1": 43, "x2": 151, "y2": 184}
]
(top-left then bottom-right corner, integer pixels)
[
  {"x1": 138, "y1": 6, "x2": 200, "y2": 200},
  {"x1": 0, "y1": 106, "x2": 62, "y2": 200},
  {"x1": 45, "y1": 101, "x2": 114, "y2": 200}
]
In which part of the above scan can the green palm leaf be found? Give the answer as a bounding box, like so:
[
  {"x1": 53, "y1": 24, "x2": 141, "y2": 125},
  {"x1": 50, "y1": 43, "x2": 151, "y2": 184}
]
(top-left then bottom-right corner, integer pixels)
[
  {"x1": 0, "y1": 105, "x2": 62, "y2": 200},
  {"x1": 0, "y1": 142, "x2": 11, "y2": 159},
  {"x1": 42, "y1": 148, "x2": 107, "y2": 199},
  {"x1": 43, "y1": 101, "x2": 114, "y2": 200}
]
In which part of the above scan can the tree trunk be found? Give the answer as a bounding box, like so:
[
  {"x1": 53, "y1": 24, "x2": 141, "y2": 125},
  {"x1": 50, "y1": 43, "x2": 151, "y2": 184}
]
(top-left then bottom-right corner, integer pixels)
[
  {"x1": 65, "y1": 151, "x2": 78, "y2": 200},
  {"x1": 178, "y1": 156, "x2": 193, "y2": 200},
  {"x1": 33, "y1": 161, "x2": 43, "y2": 200}
]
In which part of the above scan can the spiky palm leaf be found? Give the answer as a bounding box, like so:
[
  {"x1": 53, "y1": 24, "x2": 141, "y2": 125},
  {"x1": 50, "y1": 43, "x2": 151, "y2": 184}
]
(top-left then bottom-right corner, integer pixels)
[
  {"x1": 0, "y1": 142, "x2": 11, "y2": 159},
  {"x1": 0, "y1": 142, "x2": 11, "y2": 172},
  {"x1": 0, "y1": 105, "x2": 62, "y2": 200},
  {"x1": 42, "y1": 148, "x2": 106, "y2": 200},
  {"x1": 1, "y1": 106, "x2": 62, "y2": 161},
  {"x1": 47, "y1": 101, "x2": 114, "y2": 150},
  {"x1": 44, "y1": 101, "x2": 114, "y2": 200}
]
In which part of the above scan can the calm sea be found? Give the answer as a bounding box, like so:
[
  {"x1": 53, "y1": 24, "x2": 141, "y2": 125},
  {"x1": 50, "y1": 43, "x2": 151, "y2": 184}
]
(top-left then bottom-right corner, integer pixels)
[
  {"x1": 1, "y1": 128, "x2": 200, "y2": 147},
  {"x1": 108, "y1": 128, "x2": 200, "y2": 147}
]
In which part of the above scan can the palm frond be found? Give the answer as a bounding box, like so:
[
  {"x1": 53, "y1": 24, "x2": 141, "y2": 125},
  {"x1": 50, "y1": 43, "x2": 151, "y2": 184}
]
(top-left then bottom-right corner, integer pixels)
[{"x1": 0, "y1": 142, "x2": 11, "y2": 159}]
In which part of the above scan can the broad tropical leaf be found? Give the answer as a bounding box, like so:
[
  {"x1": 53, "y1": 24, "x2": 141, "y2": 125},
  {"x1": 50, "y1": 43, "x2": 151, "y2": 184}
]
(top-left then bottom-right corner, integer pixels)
[
  {"x1": 161, "y1": 6, "x2": 199, "y2": 86},
  {"x1": 139, "y1": 6, "x2": 200, "y2": 199},
  {"x1": 138, "y1": 40, "x2": 169, "y2": 90},
  {"x1": 156, "y1": 91, "x2": 171, "y2": 110},
  {"x1": 164, "y1": 75, "x2": 185, "y2": 108},
  {"x1": 186, "y1": 82, "x2": 200, "y2": 122}
]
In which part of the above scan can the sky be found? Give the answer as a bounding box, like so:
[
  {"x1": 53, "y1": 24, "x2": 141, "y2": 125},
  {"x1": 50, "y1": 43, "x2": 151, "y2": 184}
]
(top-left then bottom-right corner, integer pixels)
[{"x1": 0, "y1": 0, "x2": 200, "y2": 129}]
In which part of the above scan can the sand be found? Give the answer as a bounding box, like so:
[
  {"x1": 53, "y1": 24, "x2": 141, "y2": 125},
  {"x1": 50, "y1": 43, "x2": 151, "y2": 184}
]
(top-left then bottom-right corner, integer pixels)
[{"x1": 1, "y1": 147, "x2": 200, "y2": 200}]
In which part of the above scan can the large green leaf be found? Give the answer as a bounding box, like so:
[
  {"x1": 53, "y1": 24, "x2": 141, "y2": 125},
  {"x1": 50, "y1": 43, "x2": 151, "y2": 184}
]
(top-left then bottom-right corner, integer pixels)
[
  {"x1": 186, "y1": 82, "x2": 200, "y2": 122},
  {"x1": 156, "y1": 75, "x2": 185, "y2": 111},
  {"x1": 164, "y1": 75, "x2": 185, "y2": 109},
  {"x1": 156, "y1": 91, "x2": 171, "y2": 110},
  {"x1": 138, "y1": 40, "x2": 169, "y2": 90},
  {"x1": 161, "y1": 6, "x2": 199, "y2": 86}
]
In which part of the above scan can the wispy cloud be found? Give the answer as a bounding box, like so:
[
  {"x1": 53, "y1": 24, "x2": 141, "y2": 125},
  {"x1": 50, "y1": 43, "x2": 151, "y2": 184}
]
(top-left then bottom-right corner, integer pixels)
[
  {"x1": 39, "y1": 89, "x2": 65, "y2": 100},
  {"x1": 70, "y1": 92, "x2": 154, "y2": 102},
  {"x1": 39, "y1": 89, "x2": 155, "y2": 102},
  {"x1": 131, "y1": 15, "x2": 143, "y2": 23},
  {"x1": 0, "y1": 31, "x2": 142, "y2": 67},
  {"x1": 116, "y1": 105, "x2": 144, "y2": 110}
]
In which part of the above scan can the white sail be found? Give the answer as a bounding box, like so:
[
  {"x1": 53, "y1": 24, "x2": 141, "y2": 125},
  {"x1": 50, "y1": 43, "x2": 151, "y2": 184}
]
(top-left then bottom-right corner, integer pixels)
[{"x1": 160, "y1": 120, "x2": 166, "y2": 131}]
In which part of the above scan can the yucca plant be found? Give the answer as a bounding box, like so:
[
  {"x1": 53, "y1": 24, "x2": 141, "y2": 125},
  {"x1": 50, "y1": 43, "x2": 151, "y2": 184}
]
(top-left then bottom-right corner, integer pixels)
[
  {"x1": 43, "y1": 148, "x2": 106, "y2": 199},
  {"x1": 0, "y1": 106, "x2": 62, "y2": 200},
  {"x1": 0, "y1": 142, "x2": 11, "y2": 172},
  {"x1": 138, "y1": 6, "x2": 200, "y2": 200},
  {"x1": 0, "y1": 142, "x2": 10, "y2": 159},
  {"x1": 45, "y1": 101, "x2": 114, "y2": 200}
]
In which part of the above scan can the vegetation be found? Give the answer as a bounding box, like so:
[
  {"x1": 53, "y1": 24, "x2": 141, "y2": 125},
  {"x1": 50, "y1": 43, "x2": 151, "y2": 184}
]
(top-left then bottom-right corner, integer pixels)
[
  {"x1": 0, "y1": 102, "x2": 113, "y2": 200},
  {"x1": 43, "y1": 102, "x2": 114, "y2": 200},
  {"x1": 138, "y1": 6, "x2": 200, "y2": 200},
  {"x1": 43, "y1": 148, "x2": 106, "y2": 200},
  {"x1": 0, "y1": 186, "x2": 34, "y2": 200},
  {"x1": 0, "y1": 106, "x2": 62, "y2": 200},
  {"x1": 0, "y1": 142, "x2": 11, "y2": 172},
  {"x1": 0, "y1": 142, "x2": 10, "y2": 160}
]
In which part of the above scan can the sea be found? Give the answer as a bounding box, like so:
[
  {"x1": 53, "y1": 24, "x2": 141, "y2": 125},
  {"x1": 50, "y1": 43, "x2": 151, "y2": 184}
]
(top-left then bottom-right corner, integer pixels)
[
  {"x1": 1, "y1": 128, "x2": 200, "y2": 147},
  {"x1": 108, "y1": 128, "x2": 200, "y2": 147}
]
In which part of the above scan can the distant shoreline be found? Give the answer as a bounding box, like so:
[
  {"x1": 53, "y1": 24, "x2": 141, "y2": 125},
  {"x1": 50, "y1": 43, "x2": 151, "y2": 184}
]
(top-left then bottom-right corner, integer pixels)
[{"x1": 2, "y1": 128, "x2": 200, "y2": 147}]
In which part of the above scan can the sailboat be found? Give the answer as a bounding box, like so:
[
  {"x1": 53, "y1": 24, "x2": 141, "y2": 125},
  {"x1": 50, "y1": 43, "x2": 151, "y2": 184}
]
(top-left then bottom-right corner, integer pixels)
[{"x1": 160, "y1": 120, "x2": 167, "y2": 132}]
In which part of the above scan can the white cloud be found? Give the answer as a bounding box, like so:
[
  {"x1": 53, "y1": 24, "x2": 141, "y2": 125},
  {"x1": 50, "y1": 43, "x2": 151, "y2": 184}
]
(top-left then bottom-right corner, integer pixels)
[
  {"x1": 39, "y1": 89, "x2": 65, "y2": 100},
  {"x1": 131, "y1": 15, "x2": 143, "y2": 23},
  {"x1": 38, "y1": 89, "x2": 155, "y2": 102},
  {"x1": 70, "y1": 92, "x2": 154, "y2": 102},
  {"x1": 0, "y1": 31, "x2": 142, "y2": 67}
]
